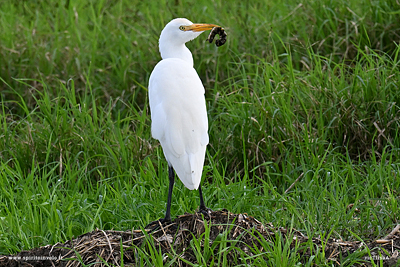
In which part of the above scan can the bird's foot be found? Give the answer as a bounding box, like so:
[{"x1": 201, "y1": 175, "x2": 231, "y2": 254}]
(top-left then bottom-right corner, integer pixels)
[
  {"x1": 197, "y1": 206, "x2": 213, "y2": 220},
  {"x1": 145, "y1": 218, "x2": 171, "y2": 232}
]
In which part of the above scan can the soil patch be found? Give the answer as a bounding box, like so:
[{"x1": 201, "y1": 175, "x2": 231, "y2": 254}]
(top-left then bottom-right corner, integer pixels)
[{"x1": 1, "y1": 210, "x2": 399, "y2": 266}]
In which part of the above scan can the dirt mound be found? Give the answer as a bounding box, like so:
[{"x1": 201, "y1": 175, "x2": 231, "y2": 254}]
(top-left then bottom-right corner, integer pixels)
[{"x1": 1, "y1": 210, "x2": 399, "y2": 266}]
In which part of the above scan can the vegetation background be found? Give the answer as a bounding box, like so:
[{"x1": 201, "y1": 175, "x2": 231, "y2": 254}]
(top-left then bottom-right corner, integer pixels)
[{"x1": 1, "y1": 0, "x2": 399, "y2": 265}]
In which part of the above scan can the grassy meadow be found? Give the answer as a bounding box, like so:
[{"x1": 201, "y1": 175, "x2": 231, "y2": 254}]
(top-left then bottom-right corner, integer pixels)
[{"x1": 1, "y1": 0, "x2": 400, "y2": 265}]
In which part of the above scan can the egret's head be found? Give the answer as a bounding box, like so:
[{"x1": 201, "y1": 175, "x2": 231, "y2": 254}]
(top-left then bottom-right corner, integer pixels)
[{"x1": 160, "y1": 18, "x2": 218, "y2": 45}]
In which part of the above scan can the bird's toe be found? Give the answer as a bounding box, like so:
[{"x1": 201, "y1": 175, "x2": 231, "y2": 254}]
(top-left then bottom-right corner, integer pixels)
[{"x1": 198, "y1": 207, "x2": 213, "y2": 219}]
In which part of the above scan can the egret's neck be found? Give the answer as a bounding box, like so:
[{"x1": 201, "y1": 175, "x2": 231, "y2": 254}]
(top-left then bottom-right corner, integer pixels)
[{"x1": 159, "y1": 40, "x2": 194, "y2": 66}]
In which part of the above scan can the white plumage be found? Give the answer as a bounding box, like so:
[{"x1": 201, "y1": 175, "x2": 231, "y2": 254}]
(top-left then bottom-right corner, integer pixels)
[
  {"x1": 147, "y1": 18, "x2": 220, "y2": 224},
  {"x1": 149, "y1": 18, "x2": 214, "y2": 190}
]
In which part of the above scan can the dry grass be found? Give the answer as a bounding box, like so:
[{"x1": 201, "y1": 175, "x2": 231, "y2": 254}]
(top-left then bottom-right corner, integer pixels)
[{"x1": 2, "y1": 210, "x2": 399, "y2": 266}]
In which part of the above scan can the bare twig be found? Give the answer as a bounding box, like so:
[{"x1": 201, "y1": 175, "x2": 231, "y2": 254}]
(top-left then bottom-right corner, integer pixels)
[
  {"x1": 376, "y1": 224, "x2": 400, "y2": 243},
  {"x1": 100, "y1": 229, "x2": 118, "y2": 265},
  {"x1": 285, "y1": 172, "x2": 304, "y2": 194}
]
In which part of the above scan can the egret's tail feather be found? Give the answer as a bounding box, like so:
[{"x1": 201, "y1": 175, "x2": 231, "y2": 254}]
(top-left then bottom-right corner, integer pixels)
[{"x1": 166, "y1": 147, "x2": 206, "y2": 190}]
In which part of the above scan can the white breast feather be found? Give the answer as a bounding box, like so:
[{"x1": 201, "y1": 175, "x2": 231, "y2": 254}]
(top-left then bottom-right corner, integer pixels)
[{"x1": 149, "y1": 58, "x2": 208, "y2": 190}]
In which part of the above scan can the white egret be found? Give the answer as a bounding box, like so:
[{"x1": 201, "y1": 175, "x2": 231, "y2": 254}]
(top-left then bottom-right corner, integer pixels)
[{"x1": 148, "y1": 18, "x2": 223, "y2": 225}]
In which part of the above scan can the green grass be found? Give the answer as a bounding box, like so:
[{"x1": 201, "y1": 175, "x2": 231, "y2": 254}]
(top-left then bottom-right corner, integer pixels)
[{"x1": 1, "y1": 0, "x2": 400, "y2": 265}]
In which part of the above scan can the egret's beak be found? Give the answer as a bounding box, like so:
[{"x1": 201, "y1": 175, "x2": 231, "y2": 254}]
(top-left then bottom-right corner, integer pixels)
[{"x1": 186, "y1": 23, "x2": 219, "y2": 32}]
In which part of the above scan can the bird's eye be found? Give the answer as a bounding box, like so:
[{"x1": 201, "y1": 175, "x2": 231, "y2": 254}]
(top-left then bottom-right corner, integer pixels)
[{"x1": 179, "y1": 26, "x2": 186, "y2": 31}]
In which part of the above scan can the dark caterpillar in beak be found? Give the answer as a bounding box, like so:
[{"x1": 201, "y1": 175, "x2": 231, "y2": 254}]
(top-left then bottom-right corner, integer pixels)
[{"x1": 207, "y1": 26, "x2": 227, "y2": 47}]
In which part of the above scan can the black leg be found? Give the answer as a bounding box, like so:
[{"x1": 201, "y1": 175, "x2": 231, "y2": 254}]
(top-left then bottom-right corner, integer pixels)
[
  {"x1": 164, "y1": 165, "x2": 175, "y2": 222},
  {"x1": 198, "y1": 184, "x2": 213, "y2": 218},
  {"x1": 145, "y1": 165, "x2": 175, "y2": 230},
  {"x1": 198, "y1": 184, "x2": 207, "y2": 211}
]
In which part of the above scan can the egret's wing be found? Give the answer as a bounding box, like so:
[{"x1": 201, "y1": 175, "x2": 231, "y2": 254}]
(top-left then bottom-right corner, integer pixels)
[{"x1": 149, "y1": 58, "x2": 208, "y2": 189}]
